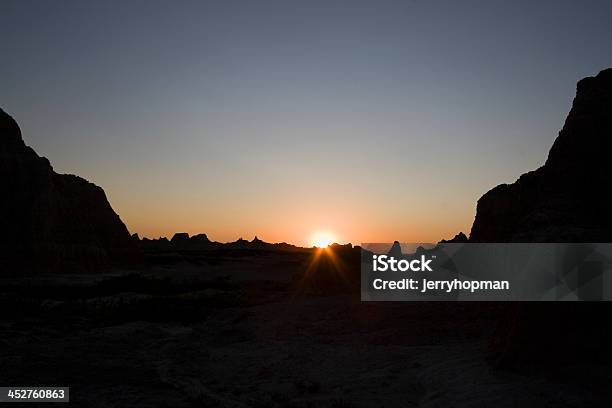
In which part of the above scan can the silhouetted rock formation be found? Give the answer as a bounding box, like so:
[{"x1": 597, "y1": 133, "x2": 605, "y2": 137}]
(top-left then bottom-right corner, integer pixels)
[
  {"x1": 138, "y1": 233, "x2": 298, "y2": 253},
  {"x1": 224, "y1": 238, "x2": 247, "y2": 249},
  {"x1": 190, "y1": 233, "x2": 210, "y2": 243},
  {"x1": 171, "y1": 232, "x2": 190, "y2": 242},
  {"x1": 440, "y1": 232, "x2": 468, "y2": 243},
  {"x1": 387, "y1": 241, "x2": 403, "y2": 257},
  {"x1": 329, "y1": 243, "x2": 353, "y2": 250},
  {"x1": 470, "y1": 68, "x2": 612, "y2": 242},
  {"x1": 0, "y1": 108, "x2": 140, "y2": 273},
  {"x1": 466, "y1": 70, "x2": 612, "y2": 369}
]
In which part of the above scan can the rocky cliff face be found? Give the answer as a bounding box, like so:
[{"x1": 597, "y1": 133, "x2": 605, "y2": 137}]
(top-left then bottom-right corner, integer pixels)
[
  {"x1": 470, "y1": 68, "x2": 612, "y2": 242},
  {"x1": 465, "y1": 70, "x2": 612, "y2": 368},
  {"x1": 0, "y1": 108, "x2": 140, "y2": 273}
]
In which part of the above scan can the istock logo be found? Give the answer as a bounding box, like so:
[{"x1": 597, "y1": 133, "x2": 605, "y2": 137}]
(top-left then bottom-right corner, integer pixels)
[{"x1": 372, "y1": 254, "x2": 434, "y2": 272}]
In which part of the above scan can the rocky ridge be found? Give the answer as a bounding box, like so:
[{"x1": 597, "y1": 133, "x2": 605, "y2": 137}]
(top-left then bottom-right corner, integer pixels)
[{"x1": 0, "y1": 108, "x2": 140, "y2": 273}]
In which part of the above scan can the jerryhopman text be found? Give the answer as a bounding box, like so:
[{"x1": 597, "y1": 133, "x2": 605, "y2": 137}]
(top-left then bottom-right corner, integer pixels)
[{"x1": 371, "y1": 254, "x2": 510, "y2": 293}]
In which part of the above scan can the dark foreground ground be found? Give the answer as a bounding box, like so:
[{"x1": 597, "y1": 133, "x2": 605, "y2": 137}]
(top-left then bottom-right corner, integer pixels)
[{"x1": 1, "y1": 248, "x2": 611, "y2": 407}]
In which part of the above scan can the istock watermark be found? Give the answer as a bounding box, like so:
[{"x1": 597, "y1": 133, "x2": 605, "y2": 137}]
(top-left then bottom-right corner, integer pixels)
[
  {"x1": 372, "y1": 254, "x2": 434, "y2": 272},
  {"x1": 361, "y1": 243, "x2": 612, "y2": 301}
]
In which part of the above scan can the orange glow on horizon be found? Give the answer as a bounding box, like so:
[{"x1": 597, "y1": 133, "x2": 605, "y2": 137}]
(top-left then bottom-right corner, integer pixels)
[{"x1": 114, "y1": 188, "x2": 474, "y2": 247}]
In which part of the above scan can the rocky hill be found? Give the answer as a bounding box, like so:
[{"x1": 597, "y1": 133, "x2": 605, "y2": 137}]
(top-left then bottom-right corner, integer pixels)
[
  {"x1": 0, "y1": 108, "x2": 140, "y2": 273},
  {"x1": 469, "y1": 68, "x2": 612, "y2": 242},
  {"x1": 456, "y1": 69, "x2": 612, "y2": 367}
]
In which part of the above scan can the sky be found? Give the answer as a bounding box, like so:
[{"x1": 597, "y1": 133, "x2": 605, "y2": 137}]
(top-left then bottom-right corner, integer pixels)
[{"x1": 2, "y1": 0, "x2": 612, "y2": 246}]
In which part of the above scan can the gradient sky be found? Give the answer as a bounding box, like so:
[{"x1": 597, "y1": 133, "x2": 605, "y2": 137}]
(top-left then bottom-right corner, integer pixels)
[{"x1": 2, "y1": 0, "x2": 612, "y2": 246}]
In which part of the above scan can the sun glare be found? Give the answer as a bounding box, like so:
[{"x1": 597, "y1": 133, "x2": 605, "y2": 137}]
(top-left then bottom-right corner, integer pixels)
[{"x1": 311, "y1": 231, "x2": 336, "y2": 248}]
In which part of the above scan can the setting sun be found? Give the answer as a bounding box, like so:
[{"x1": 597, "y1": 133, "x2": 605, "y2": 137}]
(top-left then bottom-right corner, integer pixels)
[{"x1": 310, "y1": 231, "x2": 336, "y2": 248}]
